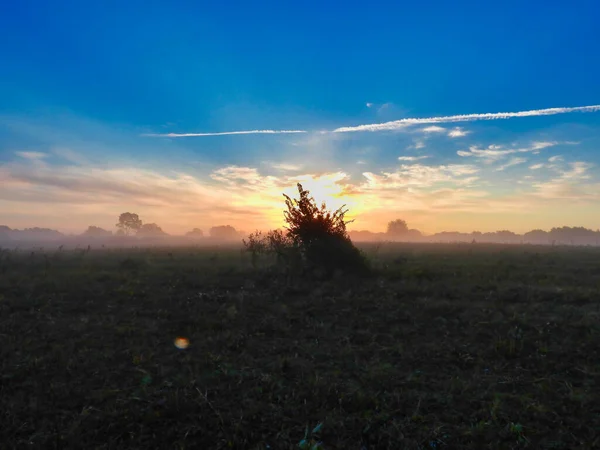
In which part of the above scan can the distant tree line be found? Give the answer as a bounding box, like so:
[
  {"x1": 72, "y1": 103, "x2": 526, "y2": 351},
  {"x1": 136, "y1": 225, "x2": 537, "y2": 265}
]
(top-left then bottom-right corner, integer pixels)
[
  {"x1": 349, "y1": 222, "x2": 600, "y2": 245},
  {"x1": 1, "y1": 214, "x2": 599, "y2": 246},
  {"x1": 74, "y1": 213, "x2": 242, "y2": 241}
]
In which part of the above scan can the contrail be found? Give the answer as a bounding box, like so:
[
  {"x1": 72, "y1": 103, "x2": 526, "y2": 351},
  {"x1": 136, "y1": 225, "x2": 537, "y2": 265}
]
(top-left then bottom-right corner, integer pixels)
[
  {"x1": 143, "y1": 130, "x2": 307, "y2": 137},
  {"x1": 143, "y1": 104, "x2": 600, "y2": 137},
  {"x1": 333, "y1": 104, "x2": 600, "y2": 133}
]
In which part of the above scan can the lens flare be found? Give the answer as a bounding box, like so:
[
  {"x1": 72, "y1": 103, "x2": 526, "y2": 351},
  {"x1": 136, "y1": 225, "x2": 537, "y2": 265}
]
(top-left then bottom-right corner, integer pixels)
[{"x1": 174, "y1": 337, "x2": 189, "y2": 349}]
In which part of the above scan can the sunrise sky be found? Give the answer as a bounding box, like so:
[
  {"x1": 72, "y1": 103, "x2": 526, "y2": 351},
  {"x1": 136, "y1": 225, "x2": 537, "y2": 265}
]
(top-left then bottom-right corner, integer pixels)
[{"x1": 2, "y1": 1, "x2": 600, "y2": 235}]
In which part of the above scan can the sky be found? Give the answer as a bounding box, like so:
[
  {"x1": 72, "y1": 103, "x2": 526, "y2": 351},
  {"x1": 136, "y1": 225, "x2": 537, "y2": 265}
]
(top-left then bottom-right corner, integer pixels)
[{"x1": 1, "y1": 1, "x2": 600, "y2": 235}]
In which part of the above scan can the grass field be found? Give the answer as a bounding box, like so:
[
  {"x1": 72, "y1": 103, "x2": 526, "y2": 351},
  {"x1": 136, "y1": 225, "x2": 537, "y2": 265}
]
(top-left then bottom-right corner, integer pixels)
[{"x1": 1, "y1": 243, "x2": 599, "y2": 449}]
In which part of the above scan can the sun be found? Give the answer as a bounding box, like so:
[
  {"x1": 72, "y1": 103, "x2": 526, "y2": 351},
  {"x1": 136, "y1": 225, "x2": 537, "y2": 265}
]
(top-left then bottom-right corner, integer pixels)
[{"x1": 281, "y1": 173, "x2": 361, "y2": 214}]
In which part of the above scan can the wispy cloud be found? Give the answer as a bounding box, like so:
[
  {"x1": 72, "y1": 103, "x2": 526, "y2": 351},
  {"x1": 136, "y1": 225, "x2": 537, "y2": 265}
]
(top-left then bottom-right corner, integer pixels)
[
  {"x1": 333, "y1": 104, "x2": 600, "y2": 133},
  {"x1": 495, "y1": 157, "x2": 527, "y2": 171},
  {"x1": 52, "y1": 148, "x2": 90, "y2": 165},
  {"x1": 458, "y1": 141, "x2": 557, "y2": 160},
  {"x1": 361, "y1": 164, "x2": 479, "y2": 189},
  {"x1": 0, "y1": 157, "x2": 354, "y2": 232},
  {"x1": 448, "y1": 127, "x2": 470, "y2": 138},
  {"x1": 408, "y1": 138, "x2": 426, "y2": 150},
  {"x1": 143, "y1": 130, "x2": 307, "y2": 138},
  {"x1": 532, "y1": 162, "x2": 598, "y2": 200},
  {"x1": 269, "y1": 162, "x2": 303, "y2": 171},
  {"x1": 398, "y1": 155, "x2": 430, "y2": 161},
  {"x1": 15, "y1": 151, "x2": 47, "y2": 160},
  {"x1": 420, "y1": 125, "x2": 446, "y2": 133}
]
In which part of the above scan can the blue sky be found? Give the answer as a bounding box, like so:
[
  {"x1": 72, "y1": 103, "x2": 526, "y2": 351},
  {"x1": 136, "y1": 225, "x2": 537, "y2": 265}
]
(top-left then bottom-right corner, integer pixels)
[{"x1": 1, "y1": 1, "x2": 600, "y2": 234}]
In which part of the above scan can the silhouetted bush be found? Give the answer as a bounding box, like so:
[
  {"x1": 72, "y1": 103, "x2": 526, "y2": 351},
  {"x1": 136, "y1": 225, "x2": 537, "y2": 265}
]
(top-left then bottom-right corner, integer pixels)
[
  {"x1": 283, "y1": 183, "x2": 369, "y2": 276},
  {"x1": 243, "y1": 184, "x2": 370, "y2": 278}
]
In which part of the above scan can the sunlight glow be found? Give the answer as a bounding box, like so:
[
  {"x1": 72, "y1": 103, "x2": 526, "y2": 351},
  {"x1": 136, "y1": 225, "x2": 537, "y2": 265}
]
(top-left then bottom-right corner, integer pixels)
[{"x1": 281, "y1": 173, "x2": 361, "y2": 215}]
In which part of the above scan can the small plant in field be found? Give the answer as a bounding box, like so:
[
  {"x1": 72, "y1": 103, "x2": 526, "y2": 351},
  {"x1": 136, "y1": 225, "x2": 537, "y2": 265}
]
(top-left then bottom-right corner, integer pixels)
[
  {"x1": 507, "y1": 422, "x2": 529, "y2": 444},
  {"x1": 243, "y1": 229, "x2": 300, "y2": 270},
  {"x1": 243, "y1": 231, "x2": 268, "y2": 268},
  {"x1": 298, "y1": 422, "x2": 324, "y2": 449},
  {"x1": 495, "y1": 325, "x2": 524, "y2": 357}
]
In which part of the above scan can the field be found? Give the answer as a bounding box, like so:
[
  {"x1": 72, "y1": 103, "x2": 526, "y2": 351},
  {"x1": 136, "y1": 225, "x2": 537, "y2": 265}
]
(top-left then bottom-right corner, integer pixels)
[{"x1": 1, "y1": 243, "x2": 599, "y2": 449}]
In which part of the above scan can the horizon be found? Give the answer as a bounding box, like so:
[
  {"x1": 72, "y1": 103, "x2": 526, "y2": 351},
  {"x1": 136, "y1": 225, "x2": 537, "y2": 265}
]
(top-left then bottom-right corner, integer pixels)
[
  {"x1": 2, "y1": 2, "x2": 600, "y2": 235},
  {"x1": 2, "y1": 220, "x2": 599, "y2": 240}
]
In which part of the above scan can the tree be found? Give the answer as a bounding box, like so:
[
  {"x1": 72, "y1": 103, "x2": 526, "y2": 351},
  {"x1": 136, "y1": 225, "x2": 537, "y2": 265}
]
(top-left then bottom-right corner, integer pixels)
[
  {"x1": 82, "y1": 226, "x2": 112, "y2": 237},
  {"x1": 115, "y1": 213, "x2": 142, "y2": 236},
  {"x1": 283, "y1": 183, "x2": 368, "y2": 275},
  {"x1": 209, "y1": 225, "x2": 239, "y2": 241},
  {"x1": 185, "y1": 228, "x2": 204, "y2": 238},
  {"x1": 524, "y1": 229, "x2": 549, "y2": 244},
  {"x1": 0, "y1": 225, "x2": 11, "y2": 242},
  {"x1": 386, "y1": 219, "x2": 409, "y2": 236},
  {"x1": 137, "y1": 223, "x2": 167, "y2": 237}
]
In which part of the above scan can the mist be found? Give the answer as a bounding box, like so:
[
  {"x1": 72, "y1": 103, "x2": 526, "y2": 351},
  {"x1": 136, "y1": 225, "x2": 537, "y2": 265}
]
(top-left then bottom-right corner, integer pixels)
[{"x1": 2, "y1": 220, "x2": 599, "y2": 249}]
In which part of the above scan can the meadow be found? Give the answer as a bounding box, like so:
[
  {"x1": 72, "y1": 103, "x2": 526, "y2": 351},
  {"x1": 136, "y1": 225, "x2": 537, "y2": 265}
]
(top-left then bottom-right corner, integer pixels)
[{"x1": 1, "y1": 243, "x2": 599, "y2": 449}]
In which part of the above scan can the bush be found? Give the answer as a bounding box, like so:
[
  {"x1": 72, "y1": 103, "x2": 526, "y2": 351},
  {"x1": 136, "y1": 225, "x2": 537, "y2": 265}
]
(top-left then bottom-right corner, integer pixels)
[
  {"x1": 243, "y1": 183, "x2": 370, "y2": 278},
  {"x1": 243, "y1": 229, "x2": 301, "y2": 270},
  {"x1": 283, "y1": 183, "x2": 370, "y2": 277},
  {"x1": 242, "y1": 230, "x2": 268, "y2": 268}
]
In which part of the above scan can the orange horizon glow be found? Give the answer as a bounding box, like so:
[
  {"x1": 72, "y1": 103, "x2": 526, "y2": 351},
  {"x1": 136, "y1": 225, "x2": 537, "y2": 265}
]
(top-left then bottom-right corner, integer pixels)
[{"x1": 2, "y1": 155, "x2": 599, "y2": 237}]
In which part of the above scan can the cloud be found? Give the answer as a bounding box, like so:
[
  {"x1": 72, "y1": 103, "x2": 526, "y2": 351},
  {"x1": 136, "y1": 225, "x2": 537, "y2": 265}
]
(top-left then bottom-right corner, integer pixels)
[
  {"x1": 529, "y1": 163, "x2": 545, "y2": 170},
  {"x1": 6, "y1": 110, "x2": 600, "y2": 235},
  {"x1": 269, "y1": 162, "x2": 303, "y2": 172},
  {"x1": 495, "y1": 157, "x2": 527, "y2": 171},
  {"x1": 457, "y1": 141, "x2": 558, "y2": 160},
  {"x1": 15, "y1": 151, "x2": 47, "y2": 160},
  {"x1": 561, "y1": 161, "x2": 593, "y2": 180},
  {"x1": 448, "y1": 127, "x2": 470, "y2": 138},
  {"x1": 410, "y1": 139, "x2": 426, "y2": 150},
  {"x1": 52, "y1": 148, "x2": 90, "y2": 165},
  {"x1": 361, "y1": 163, "x2": 479, "y2": 190},
  {"x1": 333, "y1": 104, "x2": 600, "y2": 133},
  {"x1": 143, "y1": 129, "x2": 307, "y2": 138},
  {"x1": 0, "y1": 152, "x2": 368, "y2": 232},
  {"x1": 398, "y1": 155, "x2": 430, "y2": 161},
  {"x1": 3, "y1": 151, "x2": 600, "y2": 236},
  {"x1": 350, "y1": 163, "x2": 487, "y2": 217},
  {"x1": 532, "y1": 162, "x2": 598, "y2": 200},
  {"x1": 548, "y1": 155, "x2": 563, "y2": 163},
  {"x1": 420, "y1": 126, "x2": 446, "y2": 133}
]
